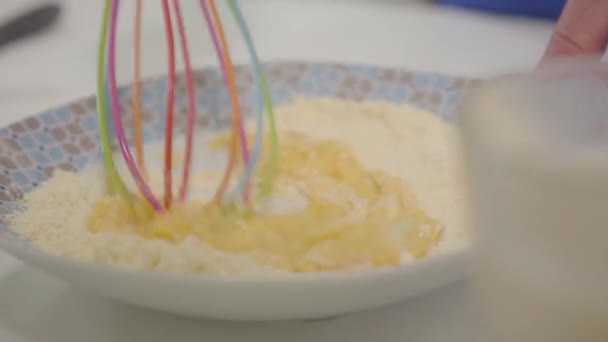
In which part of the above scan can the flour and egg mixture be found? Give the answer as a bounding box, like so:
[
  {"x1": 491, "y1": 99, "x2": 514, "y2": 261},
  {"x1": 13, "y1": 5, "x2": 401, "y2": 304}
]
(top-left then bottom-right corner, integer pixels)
[{"x1": 9, "y1": 97, "x2": 468, "y2": 275}]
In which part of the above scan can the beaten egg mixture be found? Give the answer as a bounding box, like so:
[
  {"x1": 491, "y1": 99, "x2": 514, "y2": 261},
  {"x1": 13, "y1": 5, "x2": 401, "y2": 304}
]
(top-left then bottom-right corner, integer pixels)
[{"x1": 86, "y1": 132, "x2": 443, "y2": 272}]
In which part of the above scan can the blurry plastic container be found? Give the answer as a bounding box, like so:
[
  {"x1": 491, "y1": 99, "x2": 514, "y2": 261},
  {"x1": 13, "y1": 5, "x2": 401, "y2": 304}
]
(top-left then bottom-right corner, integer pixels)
[
  {"x1": 437, "y1": 0, "x2": 565, "y2": 19},
  {"x1": 460, "y1": 59, "x2": 608, "y2": 342}
]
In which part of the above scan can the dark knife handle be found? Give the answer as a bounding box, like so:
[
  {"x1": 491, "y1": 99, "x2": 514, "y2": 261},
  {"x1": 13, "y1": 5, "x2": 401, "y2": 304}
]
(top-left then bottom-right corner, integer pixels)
[{"x1": 0, "y1": 3, "x2": 61, "y2": 49}]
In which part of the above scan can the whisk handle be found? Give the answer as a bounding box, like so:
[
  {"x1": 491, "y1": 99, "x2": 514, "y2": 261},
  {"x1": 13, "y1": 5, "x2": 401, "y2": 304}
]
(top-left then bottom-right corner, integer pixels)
[{"x1": 0, "y1": 3, "x2": 61, "y2": 49}]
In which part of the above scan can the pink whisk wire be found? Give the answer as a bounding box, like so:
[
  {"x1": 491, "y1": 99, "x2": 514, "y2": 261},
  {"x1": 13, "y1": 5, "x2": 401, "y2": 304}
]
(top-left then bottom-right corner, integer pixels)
[
  {"x1": 199, "y1": 0, "x2": 251, "y2": 188},
  {"x1": 107, "y1": 0, "x2": 162, "y2": 211},
  {"x1": 172, "y1": 0, "x2": 198, "y2": 203},
  {"x1": 161, "y1": 0, "x2": 177, "y2": 209}
]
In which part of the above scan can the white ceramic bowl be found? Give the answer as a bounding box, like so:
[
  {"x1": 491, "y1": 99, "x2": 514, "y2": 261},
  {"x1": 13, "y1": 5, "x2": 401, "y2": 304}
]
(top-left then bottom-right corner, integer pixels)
[
  {"x1": 0, "y1": 237, "x2": 470, "y2": 320},
  {"x1": 0, "y1": 62, "x2": 473, "y2": 320}
]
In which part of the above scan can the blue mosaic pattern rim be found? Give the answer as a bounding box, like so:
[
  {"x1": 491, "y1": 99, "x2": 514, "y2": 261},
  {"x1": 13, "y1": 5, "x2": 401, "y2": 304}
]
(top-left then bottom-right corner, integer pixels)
[{"x1": 0, "y1": 62, "x2": 477, "y2": 243}]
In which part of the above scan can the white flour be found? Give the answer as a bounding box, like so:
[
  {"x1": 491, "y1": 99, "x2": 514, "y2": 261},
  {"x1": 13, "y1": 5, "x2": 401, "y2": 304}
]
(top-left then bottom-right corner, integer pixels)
[{"x1": 8, "y1": 97, "x2": 469, "y2": 274}]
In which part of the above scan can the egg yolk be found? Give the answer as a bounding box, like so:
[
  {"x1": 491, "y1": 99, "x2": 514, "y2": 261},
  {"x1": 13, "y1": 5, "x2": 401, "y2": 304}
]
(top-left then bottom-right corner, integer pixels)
[{"x1": 86, "y1": 132, "x2": 443, "y2": 272}]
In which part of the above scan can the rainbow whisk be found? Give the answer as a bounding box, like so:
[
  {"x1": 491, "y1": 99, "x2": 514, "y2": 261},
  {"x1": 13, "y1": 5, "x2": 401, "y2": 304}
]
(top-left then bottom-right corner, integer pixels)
[{"x1": 96, "y1": 0, "x2": 278, "y2": 212}]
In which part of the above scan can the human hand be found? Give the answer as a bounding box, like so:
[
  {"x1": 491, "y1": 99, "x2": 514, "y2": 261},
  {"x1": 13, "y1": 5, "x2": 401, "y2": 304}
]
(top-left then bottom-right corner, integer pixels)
[{"x1": 543, "y1": 0, "x2": 608, "y2": 61}]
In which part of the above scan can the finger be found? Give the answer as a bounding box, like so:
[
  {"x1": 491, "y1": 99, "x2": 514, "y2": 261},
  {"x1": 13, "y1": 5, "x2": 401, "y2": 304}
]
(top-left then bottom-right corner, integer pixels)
[{"x1": 543, "y1": 0, "x2": 608, "y2": 61}]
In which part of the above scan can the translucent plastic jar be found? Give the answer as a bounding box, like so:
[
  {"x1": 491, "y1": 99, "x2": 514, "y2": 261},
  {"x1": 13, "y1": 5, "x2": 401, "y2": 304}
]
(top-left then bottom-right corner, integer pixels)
[{"x1": 461, "y1": 59, "x2": 608, "y2": 342}]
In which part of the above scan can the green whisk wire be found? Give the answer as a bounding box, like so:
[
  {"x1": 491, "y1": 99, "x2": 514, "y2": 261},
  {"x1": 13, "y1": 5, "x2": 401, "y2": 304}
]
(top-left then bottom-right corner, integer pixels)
[
  {"x1": 226, "y1": 0, "x2": 278, "y2": 199},
  {"x1": 97, "y1": 0, "x2": 129, "y2": 197}
]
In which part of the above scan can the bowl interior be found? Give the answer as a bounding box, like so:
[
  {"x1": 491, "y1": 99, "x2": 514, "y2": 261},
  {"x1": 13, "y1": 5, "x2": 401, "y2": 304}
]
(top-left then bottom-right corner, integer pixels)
[
  {"x1": 0, "y1": 62, "x2": 476, "y2": 320},
  {"x1": 0, "y1": 62, "x2": 474, "y2": 247}
]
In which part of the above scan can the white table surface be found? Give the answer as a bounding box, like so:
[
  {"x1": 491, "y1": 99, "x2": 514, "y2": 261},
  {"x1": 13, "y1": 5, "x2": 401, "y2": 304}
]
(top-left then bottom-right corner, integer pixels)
[{"x1": 0, "y1": 0, "x2": 555, "y2": 341}]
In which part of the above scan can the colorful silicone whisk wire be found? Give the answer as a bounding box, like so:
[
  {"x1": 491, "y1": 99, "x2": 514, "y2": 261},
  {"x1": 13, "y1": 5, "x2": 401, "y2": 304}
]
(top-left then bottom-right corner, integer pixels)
[{"x1": 97, "y1": 0, "x2": 277, "y2": 212}]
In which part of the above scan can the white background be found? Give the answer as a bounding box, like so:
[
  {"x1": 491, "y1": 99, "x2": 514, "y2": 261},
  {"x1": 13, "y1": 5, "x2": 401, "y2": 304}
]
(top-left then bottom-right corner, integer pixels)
[{"x1": 0, "y1": 0, "x2": 555, "y2": 341}]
